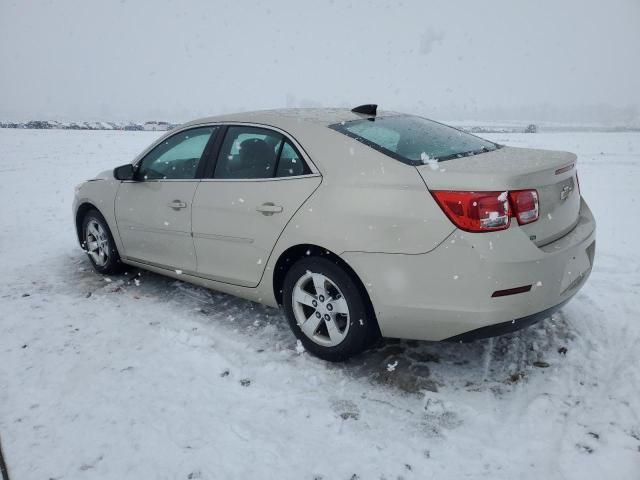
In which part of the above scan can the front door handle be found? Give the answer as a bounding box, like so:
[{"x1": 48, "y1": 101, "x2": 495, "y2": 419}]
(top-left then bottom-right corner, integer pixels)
[
  {"x1": 256, "y1": 202, "x2": 283, "y2": 215},
  {"x1": 168, "y1": 200, "x2": 187, "y2": 210}
]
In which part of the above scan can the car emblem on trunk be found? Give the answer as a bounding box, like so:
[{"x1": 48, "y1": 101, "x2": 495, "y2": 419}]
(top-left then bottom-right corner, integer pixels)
[{"x1": 560, "y1": 184, "x2": 573, "y2": 201}]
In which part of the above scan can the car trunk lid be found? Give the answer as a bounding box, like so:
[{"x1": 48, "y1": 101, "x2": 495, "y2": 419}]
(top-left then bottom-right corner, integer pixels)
[{"x1": 417, "y1": 146, "x2": 581, "y2": 246}]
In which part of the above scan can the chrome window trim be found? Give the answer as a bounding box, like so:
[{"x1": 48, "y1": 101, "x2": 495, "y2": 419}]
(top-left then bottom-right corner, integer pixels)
[
  {"x1": 122, "y1": 173, "x2": 321, "y2": 184},
  {"x1": 199, "y1": 173, "x2": 321, "y2": 183},
  {"x1": 120, "y1": 178, "x2": 201, "y2": 183},
  {"x1": 127, "y1": 121, "x2": 321, "y2": 183}
]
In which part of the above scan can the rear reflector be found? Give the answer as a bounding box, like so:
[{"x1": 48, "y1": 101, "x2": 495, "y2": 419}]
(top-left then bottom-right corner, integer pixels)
[
  {"x1": 431, "y1": 191, "x2": 511, "y2": 232},
  {"x1": 509, "y1": 190, "x2": 539, "y2": 225},
  {"x1": 491, "y1": 285, "x2": 532, "y2": 297}
]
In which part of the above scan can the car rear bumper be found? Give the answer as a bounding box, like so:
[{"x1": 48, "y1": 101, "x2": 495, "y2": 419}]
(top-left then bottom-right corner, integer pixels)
[
  {"x1": 443, "y1": 298, "x2": 571, "y2": 342},
  {"x1": 341, "y1": 198, "x2": 596, "y2": 341}
]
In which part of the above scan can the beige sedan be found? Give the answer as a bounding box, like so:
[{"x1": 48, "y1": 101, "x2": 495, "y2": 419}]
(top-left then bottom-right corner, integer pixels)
[{"x1": 73, "y1": 105, "x2": 596, "y2": 361}]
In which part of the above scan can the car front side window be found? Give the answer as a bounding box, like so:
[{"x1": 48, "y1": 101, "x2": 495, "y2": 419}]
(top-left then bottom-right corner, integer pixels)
[{"x1": 136, "y1": 126, "x2": 217, "y2": 180}]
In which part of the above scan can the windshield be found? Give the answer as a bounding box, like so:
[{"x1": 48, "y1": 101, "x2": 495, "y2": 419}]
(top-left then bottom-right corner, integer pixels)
[{"x1": 330, "y1": 115, "x2": 499, "y2": 165}]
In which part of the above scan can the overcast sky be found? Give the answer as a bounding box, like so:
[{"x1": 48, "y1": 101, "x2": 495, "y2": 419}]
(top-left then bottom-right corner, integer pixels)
[{"x1": 1, "y1": 0, "x2": 638, "y2": 123}]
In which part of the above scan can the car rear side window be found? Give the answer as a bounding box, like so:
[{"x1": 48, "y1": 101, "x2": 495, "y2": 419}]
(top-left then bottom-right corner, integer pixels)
[
  {"x1": 276, "y1": 141, "x2": 310, "y2": 177},
  {"x1": 214, "y1": 126, "x2": 310, "y2": 179},
  {"x1": 329, "y1": 115, "x2": 499, "y2": 165}
]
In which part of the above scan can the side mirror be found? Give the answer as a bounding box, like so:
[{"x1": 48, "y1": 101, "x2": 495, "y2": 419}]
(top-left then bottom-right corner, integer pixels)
[{"x1": 114, "y1": 164, "x2": 136, "y2": 181}]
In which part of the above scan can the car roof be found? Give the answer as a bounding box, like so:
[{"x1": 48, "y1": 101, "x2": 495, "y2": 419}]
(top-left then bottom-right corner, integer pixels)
[
  {"x1": 181, "y1": 108, "x2": 403, "y2": 130},
  {"x1": 173, "y1": 108, "x2": 409, "y2": 177}
]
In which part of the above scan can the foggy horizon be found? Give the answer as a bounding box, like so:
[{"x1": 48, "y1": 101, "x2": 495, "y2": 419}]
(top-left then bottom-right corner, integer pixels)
[{"x1": 1, "y1": 0, "x2": 639, "y2": 125}]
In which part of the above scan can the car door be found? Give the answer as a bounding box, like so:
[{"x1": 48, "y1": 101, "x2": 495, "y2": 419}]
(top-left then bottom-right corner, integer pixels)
[
  {"x1": 115, "y1": 126, "x2": 219, "y2": 272},
  {"x1": 192, "y1": 125, "x2": 321, "y2": 287}
]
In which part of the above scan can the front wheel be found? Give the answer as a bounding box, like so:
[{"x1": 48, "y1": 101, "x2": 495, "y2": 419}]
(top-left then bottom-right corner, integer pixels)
[
  {"x1": 81, "y1": 209, "x2": 123, "y2": 275},
  {"x1": 282, "y1": 257, "x2": 377, "y2": 362}
]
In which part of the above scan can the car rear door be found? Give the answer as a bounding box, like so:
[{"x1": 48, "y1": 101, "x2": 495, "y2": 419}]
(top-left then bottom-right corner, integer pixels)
[
  {"x1": 192, "y1": 125, "x2": 321, "y2": 287},
  {"x1": 115, "y1": 126, "x2": 219, "y2": 272}
]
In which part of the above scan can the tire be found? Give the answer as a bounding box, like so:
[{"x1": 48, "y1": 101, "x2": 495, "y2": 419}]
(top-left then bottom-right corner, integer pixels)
[
  {"x1": 282, "y1": 256, "x2": 376, "y2": 362},
  {"x1": 81, "y1": 209, "x2": 124, "y2": 275}
]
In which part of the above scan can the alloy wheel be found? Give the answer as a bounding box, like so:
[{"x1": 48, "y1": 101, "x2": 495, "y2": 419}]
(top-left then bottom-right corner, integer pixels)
[
  {"x1": 291, "y1": 271, "x2": 350, "y2": 347},
  {"x1": 85, "y1": 220, "x2": 110, "y2": 267}
]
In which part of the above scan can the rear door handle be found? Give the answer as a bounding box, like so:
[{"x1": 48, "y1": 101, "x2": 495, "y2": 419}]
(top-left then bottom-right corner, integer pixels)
[
  {"x1": 168, "y1": 200, "x2": 187, "y2": 210},
  {"x1": 256, "y1": 202, "x2": 283, "y2": 215}
]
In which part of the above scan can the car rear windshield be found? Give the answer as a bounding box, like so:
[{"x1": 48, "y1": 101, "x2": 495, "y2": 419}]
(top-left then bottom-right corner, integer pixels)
[{"x1": 329, "y1": 115, "x2": 499, "y2": 165}]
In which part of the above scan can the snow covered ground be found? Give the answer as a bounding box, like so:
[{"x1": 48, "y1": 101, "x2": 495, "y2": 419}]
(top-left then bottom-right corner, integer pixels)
[{"x1": 0, "y1": 128, "x2": 638, "y2": 479}]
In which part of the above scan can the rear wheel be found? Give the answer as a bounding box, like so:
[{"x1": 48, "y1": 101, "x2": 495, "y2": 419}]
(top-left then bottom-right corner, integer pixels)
[
  {"x1": 282, "y1": 257, "x2": 376, "y2": 361},
  {"x1": 81, "y1": 209, "x2": 123, "y2": 275}
]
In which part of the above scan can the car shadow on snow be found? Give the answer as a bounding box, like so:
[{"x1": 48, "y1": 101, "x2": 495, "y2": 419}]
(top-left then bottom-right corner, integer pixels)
[
  {"x1": 346, "y1": 316, "x2": 572, "y2": 396},
  {"x1": 68, "y1": 253, "x2": 575, "y2": 396}
]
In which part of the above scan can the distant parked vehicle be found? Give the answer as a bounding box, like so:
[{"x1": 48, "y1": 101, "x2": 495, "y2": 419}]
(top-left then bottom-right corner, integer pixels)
[
  {"x1": 73, "y1": 105, "x2": 595, "y2": 361},
  {"x1": 525, "y1": 124, "x2": 538, "y2": 133}
]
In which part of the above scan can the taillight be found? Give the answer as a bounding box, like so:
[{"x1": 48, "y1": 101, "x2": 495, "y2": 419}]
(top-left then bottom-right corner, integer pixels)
[
  {"x1": 431, "y1": 191, "x2": 511, "y2": 232},
  {"x1": 509, "y1": 190, "x2": 539, "y2": 225},
  {"x1": 432, "y1": 189, "x2": 540, "y2": 232}
]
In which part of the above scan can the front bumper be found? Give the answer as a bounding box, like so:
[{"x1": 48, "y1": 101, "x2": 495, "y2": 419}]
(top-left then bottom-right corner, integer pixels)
[{"x1": 342, "y1": 198, "x2": 596, "y2": 341}]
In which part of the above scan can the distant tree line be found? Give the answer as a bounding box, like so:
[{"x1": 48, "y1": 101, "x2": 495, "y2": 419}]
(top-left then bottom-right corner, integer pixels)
[{"x1": 0, "y1": 120, "x2": 178, "y2": 131}]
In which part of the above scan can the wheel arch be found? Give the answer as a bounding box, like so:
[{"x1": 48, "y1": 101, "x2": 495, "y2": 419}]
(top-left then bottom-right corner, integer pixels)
[
  {"x1": 272, "y1": 244, "x2": 380, "y2": 336},
  {"x1": 75, "y1": 202, "x2": 101, "y2": 245}
]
